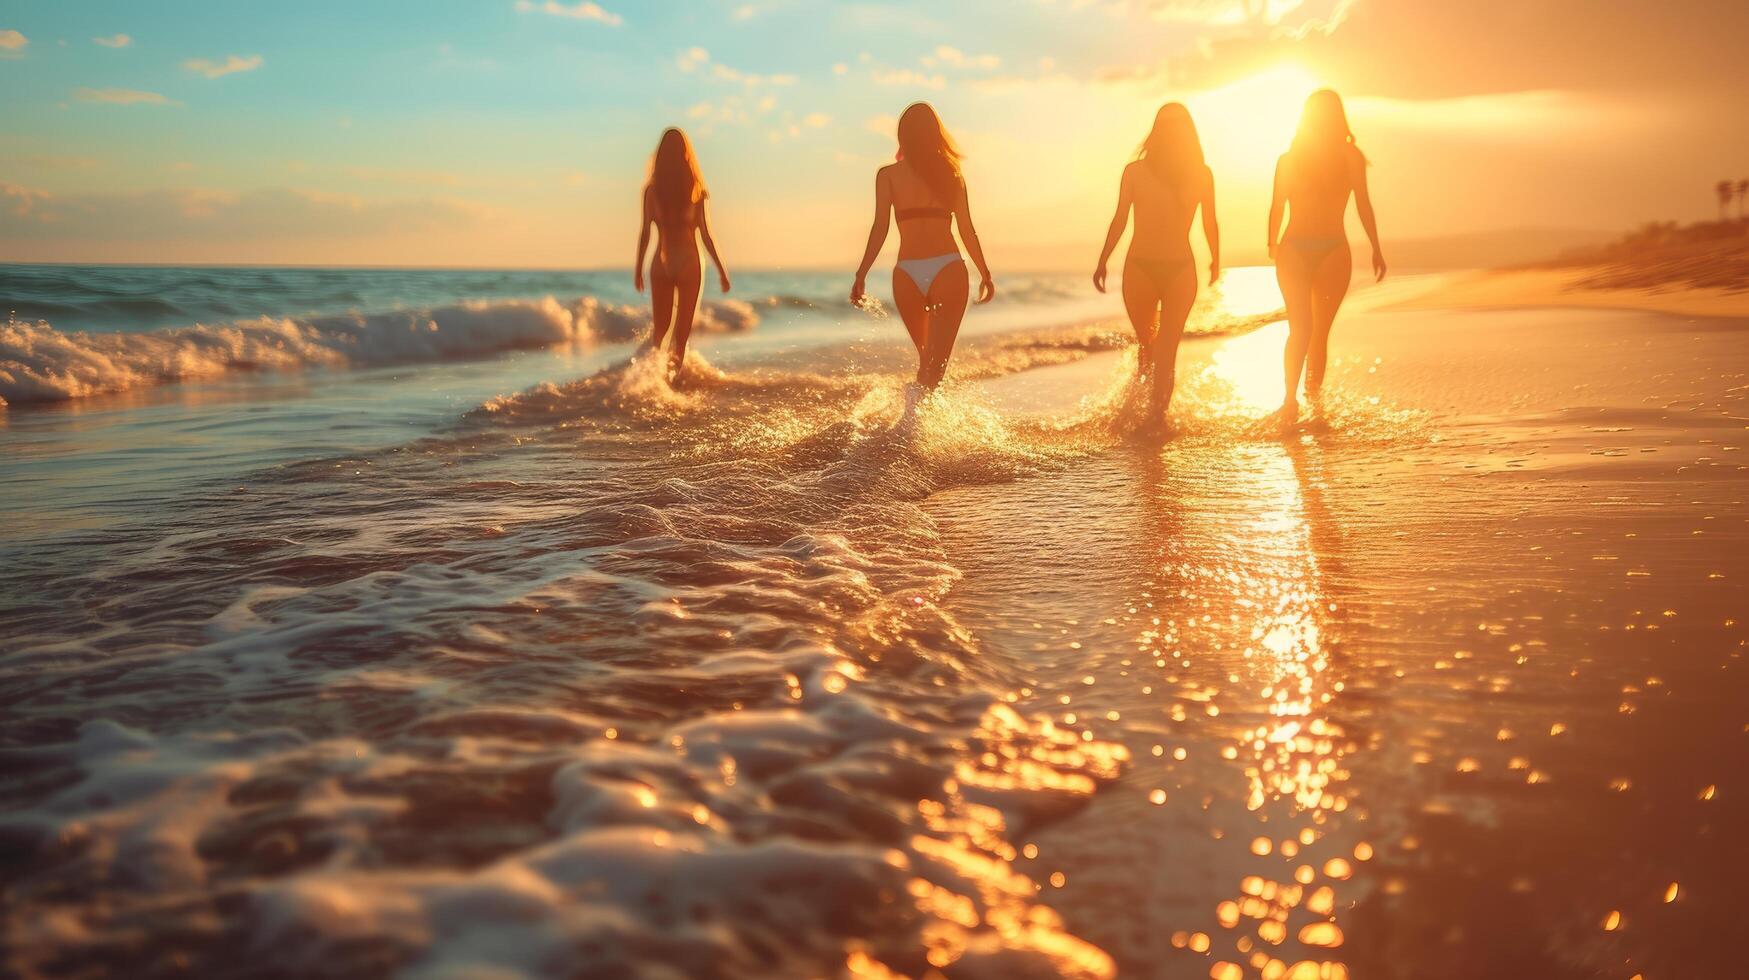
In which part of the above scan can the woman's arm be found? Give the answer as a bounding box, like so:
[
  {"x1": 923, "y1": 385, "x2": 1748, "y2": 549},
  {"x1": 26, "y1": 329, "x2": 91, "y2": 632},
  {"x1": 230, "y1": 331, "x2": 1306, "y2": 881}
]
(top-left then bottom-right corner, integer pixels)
[
  {"x1": 634, "y1": 185, "x2": 653, "y2": 292},
  {"x1": 954, "y1": 178, "x2": 995, "y2": 303},
  {"x1": 850, "y1": 168, "x2": 892, "y2": 304},
  {"x1": 1352, "y1": 150, "x2": 1385, "y2": 280},
  {"x1": 1093, "y1": 165, "x2": 1134, "y2": 293},
  {"x1": 1200, "y1": 164, "x2": 1221, "y2": 285},
  {"x1": 1266, "y1": 156, "x2": 1286, "y2": 262},
  {"x1": 698, "y1": 201, "x2": 731, "y2": 292}
]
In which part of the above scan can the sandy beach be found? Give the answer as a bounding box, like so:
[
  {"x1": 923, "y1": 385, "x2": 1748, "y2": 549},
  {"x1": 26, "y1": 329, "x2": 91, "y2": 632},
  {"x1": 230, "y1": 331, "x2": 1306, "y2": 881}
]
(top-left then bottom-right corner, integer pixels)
[{"x1": 1389, "y1": 266, "x2": 1749, "y2": 320}]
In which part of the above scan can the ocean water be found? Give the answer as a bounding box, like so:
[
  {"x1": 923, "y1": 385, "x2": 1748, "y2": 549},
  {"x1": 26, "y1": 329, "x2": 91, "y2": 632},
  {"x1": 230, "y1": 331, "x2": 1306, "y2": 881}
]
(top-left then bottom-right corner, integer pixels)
[
  {"x1": 4, "y1": 265, "x2": 1745, "y2": 978},
  {"x1": 0, "y1": 263, "x2": 1270, "y2": 976}
]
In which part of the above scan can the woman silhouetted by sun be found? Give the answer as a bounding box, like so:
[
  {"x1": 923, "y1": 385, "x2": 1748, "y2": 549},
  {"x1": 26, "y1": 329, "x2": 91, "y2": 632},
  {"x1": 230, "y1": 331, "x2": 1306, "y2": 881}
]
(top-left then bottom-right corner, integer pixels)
[
  {"x1": 1094, "y1": 102, "x2": 1219, "y2": 435},
  {"x1": 635, "y1": 127, "x2": 730, "y2": 383},
  {"x1": 1267, "y1": 89, "x2": 1385, "y2": 430},
  {"x1": 851, "y1": 102, "x2": 994, "y2": 394}
]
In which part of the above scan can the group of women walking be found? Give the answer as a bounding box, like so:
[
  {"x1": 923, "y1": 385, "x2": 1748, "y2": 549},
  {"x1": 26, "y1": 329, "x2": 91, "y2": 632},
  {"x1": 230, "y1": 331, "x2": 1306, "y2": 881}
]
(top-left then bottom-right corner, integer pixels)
[{"x1": 633, "y1": 89, "x2": 1385, "y2": 433}]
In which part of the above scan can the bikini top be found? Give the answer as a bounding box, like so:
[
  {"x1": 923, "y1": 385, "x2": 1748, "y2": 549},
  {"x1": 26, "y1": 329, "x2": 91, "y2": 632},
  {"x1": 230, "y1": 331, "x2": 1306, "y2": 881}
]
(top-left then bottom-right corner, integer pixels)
[{"x1": 897, "y1": 206, "x2": 951, "y2": 222}]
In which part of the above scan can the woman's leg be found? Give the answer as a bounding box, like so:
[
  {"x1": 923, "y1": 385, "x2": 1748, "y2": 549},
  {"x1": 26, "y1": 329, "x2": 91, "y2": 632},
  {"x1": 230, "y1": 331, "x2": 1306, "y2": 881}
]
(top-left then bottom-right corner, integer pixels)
[
  {"x1": 663, "y1": 253, "x2": 705, "y2": 380},
  {"x1": 1152, "y1": 261, "x2": 1198, "y2": 416},
  {"x1": 918, "y1": 262, "x2": 969, "y2": 389},
  {"x1": 649, "y1": 258, "x2": 676, "y2": 351},
  {"x1": 1275, "y1": 246, "x2": 1316, "y2": 417},
  {"x1": 1121, "y1": 256, "x2": 1163, "y2": 388},
  {"x1": 1303, "y1": 243, "x2": 1352, "y2": 404},
  {"x1": 891, "y1": 267, "x2": 930, "y2": 378}
]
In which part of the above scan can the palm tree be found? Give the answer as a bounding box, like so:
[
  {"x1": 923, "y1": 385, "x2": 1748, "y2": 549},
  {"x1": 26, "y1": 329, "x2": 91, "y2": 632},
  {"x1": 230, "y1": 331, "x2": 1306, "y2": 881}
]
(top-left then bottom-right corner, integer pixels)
[
  {"x1": 1719, "y1": 180, "x2": 1735, "y2": 221},
  {"x1": 1738, "y1": 179, "x2": 1749, "y2": 221}
]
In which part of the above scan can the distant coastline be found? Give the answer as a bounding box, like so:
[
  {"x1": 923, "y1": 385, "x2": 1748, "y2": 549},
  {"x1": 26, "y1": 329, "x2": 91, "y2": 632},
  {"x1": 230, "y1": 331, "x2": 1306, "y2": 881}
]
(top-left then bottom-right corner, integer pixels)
[{"x1": 1390, "y1": 219, "x2": 1749, "y2": 319}]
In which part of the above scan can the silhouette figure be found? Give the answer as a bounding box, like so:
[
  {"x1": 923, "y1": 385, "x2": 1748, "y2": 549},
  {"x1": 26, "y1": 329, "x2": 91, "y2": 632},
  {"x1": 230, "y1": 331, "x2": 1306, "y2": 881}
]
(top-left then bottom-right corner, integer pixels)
[
  {"x1": 1737, "y1": 179, "x2": 1748, "y2": 221},
  {"x1": 1718, "y1": 180, "x2": 1735, "y2": 222},
  {"x1": 634, "y1": 128, "x2": 730, "y2": 382},
  {"x1": 851, "y1": 103, "x2": 995, "y2": 392},
  {"x1": 1093, "y1": 103, "x2": 1219, "y2": 433},
  {"x1": 1267, "y1": 89, "x2": 1385, "y2": 431}
]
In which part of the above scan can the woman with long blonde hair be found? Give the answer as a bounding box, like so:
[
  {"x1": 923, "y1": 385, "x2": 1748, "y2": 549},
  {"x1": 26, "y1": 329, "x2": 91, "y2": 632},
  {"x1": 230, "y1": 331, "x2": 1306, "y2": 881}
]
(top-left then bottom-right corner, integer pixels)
[
  {"x1": 634, "y1": 127, "x2": 731, "y2": 382},
  {"x1": 1094, "y1": 102, "x2": 1219, "y2": 431},
  {"x1": 850, "y1": 102, "x2": 994, "y2": 392},
  {"x1": 1266, "y1": 89, "x2": 1385, "y2": 429}
]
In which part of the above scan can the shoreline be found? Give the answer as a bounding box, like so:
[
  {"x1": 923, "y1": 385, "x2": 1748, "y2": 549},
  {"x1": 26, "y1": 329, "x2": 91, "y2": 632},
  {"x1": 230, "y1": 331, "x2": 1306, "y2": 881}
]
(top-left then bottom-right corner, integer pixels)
[{"x1": 1388, "y1": 267, "x2": 1749, "y2": 320}]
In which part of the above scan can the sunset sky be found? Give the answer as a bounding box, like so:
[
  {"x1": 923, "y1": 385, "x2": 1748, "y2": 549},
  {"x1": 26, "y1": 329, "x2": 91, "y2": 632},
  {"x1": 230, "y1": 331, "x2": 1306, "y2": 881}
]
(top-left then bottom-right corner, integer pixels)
[{"x1": 3, "y1": 0, "x2": 1746, "y2": 268}]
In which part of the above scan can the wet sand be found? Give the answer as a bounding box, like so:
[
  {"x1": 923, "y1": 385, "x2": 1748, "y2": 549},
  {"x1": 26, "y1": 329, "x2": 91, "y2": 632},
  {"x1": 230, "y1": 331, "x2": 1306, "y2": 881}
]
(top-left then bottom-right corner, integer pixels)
[{"x1": 946, "y1": 297, "x2": 1749, "y2": 978}]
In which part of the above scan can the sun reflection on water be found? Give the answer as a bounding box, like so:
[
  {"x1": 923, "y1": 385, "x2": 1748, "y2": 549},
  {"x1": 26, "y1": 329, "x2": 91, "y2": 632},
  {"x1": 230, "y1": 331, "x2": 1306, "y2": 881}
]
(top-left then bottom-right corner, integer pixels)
[
  {"x1": 1142, "y1": 444, "x2": 1358, "y2": 978},
  {"x1": 1207, "y1": 320, "x2": 1293, "y2": 415}
]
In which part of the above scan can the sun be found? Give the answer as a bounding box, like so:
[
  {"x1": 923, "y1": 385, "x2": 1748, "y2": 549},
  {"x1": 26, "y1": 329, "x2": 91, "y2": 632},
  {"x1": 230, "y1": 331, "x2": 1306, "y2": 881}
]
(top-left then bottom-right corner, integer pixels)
[{"x1": 1186, "y1": 64, "x2": 1325, "y2": 182}]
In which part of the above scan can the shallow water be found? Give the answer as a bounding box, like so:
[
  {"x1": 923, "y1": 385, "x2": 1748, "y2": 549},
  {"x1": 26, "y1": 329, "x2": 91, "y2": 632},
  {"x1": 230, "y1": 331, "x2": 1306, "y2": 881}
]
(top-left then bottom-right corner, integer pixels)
[
  {"x1": 936, "y1": 307, "x2": 1749, "y2": 979},
  {"x1": 2, "y1": 274, "x2": 1746, "y2": 978}
]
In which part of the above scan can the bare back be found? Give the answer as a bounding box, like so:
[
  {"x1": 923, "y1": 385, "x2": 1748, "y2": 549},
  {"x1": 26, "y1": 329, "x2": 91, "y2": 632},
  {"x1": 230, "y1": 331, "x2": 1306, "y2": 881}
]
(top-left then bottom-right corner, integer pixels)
[
  {"x1": 647, "y1": 186, "x2": 703, "y2": 272},
  {"x1": 1126, "y1": 161, "x2": 1206, "y2": 261},
  {"x1": 1278, "y1": 147, "x2": 1361, "y2": 240}
]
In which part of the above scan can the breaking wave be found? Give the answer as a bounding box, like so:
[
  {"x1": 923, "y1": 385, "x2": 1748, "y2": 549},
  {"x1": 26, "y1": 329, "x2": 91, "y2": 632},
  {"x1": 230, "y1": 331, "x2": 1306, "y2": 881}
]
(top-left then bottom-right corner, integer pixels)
[{"x1": 0, "y1": 297, "x2": 759, "y2": 406}]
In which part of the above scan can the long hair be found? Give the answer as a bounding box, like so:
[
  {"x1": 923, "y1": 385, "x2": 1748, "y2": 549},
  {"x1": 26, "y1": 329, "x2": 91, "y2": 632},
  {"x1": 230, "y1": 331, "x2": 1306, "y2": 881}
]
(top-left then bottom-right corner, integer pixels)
[
  {"x1": 1135, "y1": 102, "x2": 1205, "y2": 186},
  {"x1": 648, "y1": 127, "x2": 706, "y2": 225},
  {"x1": 896, "y1": 102, "x2": 962, "y2": 207},
  {"x1": 1288, "y1": 89, "x2": 1362, "y2": 179}
]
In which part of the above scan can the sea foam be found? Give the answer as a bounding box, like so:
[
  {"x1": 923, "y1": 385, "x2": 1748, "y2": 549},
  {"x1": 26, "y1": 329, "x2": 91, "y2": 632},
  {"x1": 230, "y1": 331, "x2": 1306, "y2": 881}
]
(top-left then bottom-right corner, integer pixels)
[{"x1": 0, "y1": 296, "x2": 759, "y2": 406}]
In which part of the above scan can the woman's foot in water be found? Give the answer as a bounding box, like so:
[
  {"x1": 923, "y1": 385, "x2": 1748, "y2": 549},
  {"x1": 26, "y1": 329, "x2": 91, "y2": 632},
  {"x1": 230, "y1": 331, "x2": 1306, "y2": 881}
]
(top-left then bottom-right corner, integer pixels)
[
  {"x1": 1136, "y1": 412, "x2": 1177, "y2": 442},
  {"x1": 1304, "y1": 391, "x2": 1331, "y2": 431},
  {"x1": 1272, "y1": 400, "x2": 1301, "y2": 434},
  {"x1": 894, "y1": 381, "x2": 930, "y2": 435}
]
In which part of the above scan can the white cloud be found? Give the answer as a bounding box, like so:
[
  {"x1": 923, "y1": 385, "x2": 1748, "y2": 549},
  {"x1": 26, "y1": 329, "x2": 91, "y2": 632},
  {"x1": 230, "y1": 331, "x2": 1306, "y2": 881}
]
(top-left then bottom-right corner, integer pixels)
[
  {"x1": 864, "y1": 113, "x2": 897, "y2": 137},
  {"x1": 684, "y1": 91, "x2": 784, "y2": 131},
  {"x1": 513, "y1": 1, "x2": 622, "y2": 25},
  {"x1": 73, "y1": 87, "x2": 176, "y2": 106},
  {"x1": 182, "y1": 54, "x2": 263, "y2": 79},
  {"x1": 93, "y1": 34, "x2": 132, "y2": 48},
  {"x1": 1092, "y1": 0, "x2": 1355, "y2": 34},
  {"x1": 0, "y1": 184, "x2": 492, "y2": 244},
  {"x1": 871, "y1": 67, "x2": 944, "y2": 89},
  {"x1": 677, "y1": 47, "x2": 795, "y2": 87},
  {"x1": 2, "y1": 180, "x2": 54, "y2": 217},
  {"x1": 731, "y1": 2, "x2": 779, "y2": 20},
  {"x1": 802, "y1": 112, "x2": 831, "y2": 128},
  {"x1": 676, "y1": 46, "x2": 710, "y2": 72},
  {"x1": 926, "y1": 45, "x2": 999, "y2": 70},
  {"x1": 0, "y1": 29, "x2": 26, "y2": 54}
]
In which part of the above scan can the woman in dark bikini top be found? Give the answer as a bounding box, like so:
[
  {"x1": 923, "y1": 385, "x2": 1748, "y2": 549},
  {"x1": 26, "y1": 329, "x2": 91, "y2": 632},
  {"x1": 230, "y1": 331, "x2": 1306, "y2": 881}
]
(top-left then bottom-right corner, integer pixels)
[{"x1": 850, "y1": 102, "x2": 995, "y2": 393}]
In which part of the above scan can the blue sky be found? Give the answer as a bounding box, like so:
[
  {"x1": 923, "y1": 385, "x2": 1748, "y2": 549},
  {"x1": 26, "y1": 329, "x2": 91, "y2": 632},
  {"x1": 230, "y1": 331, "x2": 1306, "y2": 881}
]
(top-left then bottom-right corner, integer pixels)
[{"x1": 3, "y1": 1, "x2": 1745, "y2": 267}]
